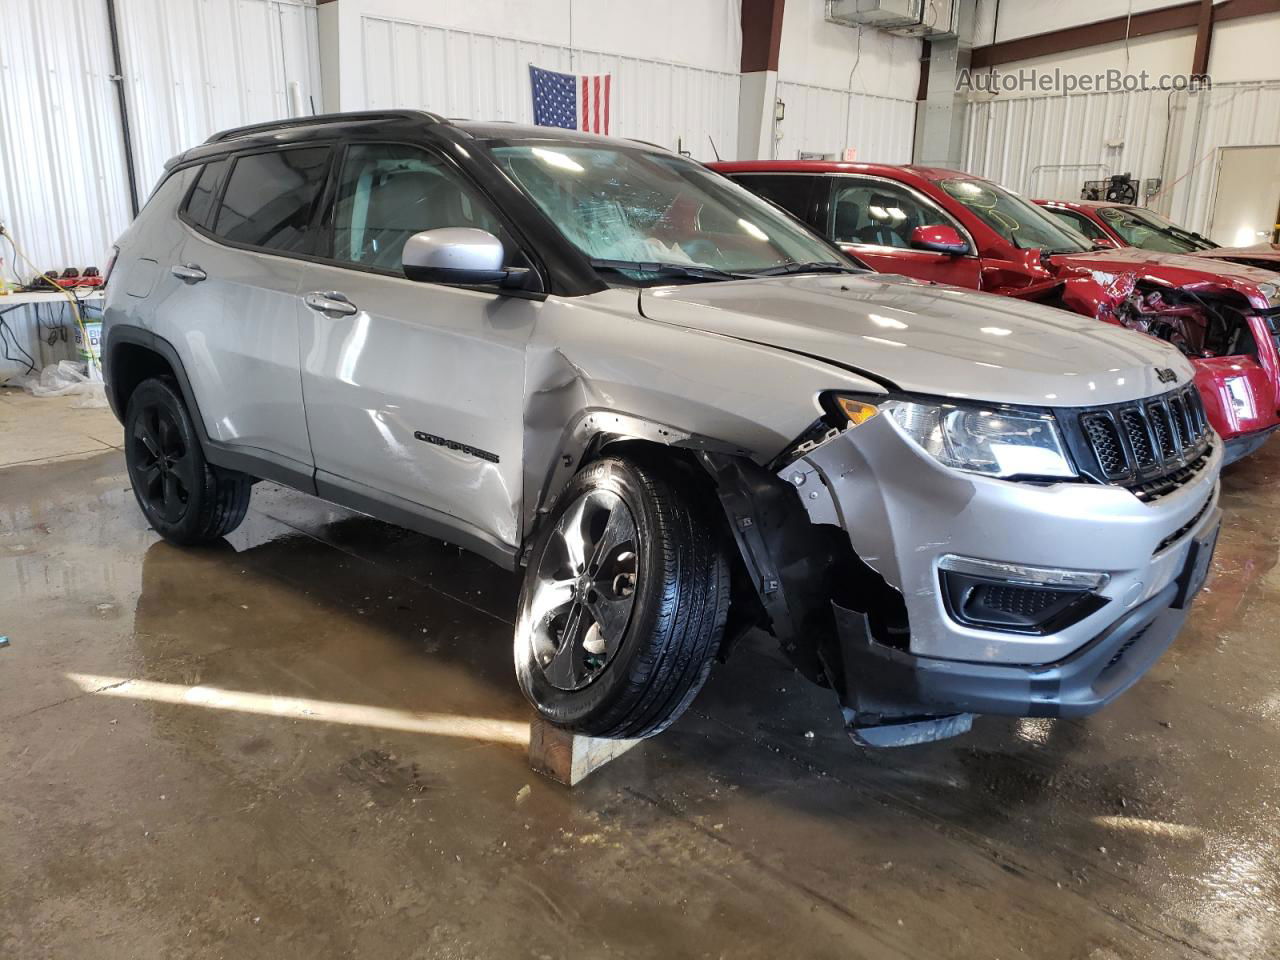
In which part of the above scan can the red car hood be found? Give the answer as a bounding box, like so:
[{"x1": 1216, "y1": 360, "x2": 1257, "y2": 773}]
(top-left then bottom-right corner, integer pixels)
[{"x1": 1048, "y1": 247, "x2": 1277, "y2": 310}]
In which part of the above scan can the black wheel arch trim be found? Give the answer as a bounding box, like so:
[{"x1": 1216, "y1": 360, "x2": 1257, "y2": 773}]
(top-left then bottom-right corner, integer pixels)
[{"x1": 104, "y1": 323, "x2": 318, "y2": 494}]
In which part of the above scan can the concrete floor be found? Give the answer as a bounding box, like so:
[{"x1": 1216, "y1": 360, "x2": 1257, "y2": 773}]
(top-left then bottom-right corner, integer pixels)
[{"x1": 3, "y1": 388, "x2": 1279, "y2": 959}]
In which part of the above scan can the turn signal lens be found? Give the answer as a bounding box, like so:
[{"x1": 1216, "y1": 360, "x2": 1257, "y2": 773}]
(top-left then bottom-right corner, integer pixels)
[{"x1": 835, "y1": 397, "x2": 879, "y2": 425}]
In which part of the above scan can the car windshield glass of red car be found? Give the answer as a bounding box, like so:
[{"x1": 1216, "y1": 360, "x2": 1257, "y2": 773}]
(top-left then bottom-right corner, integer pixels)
[
  {"x1": 1098, "y1": 206, "x2": 1213, "y2": 254},
  {"x1": 939, "y1": 179, "x2": 1091, "y2": 255}
]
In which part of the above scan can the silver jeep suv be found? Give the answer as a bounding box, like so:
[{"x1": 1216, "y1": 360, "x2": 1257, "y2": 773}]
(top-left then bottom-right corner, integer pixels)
[{"x1": 103, "y1": 111, "x2": 1222, "y2": 746}]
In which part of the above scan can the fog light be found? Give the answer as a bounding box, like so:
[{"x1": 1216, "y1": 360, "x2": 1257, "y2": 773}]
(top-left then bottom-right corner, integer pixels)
[{"x1": 938, "y1": 555, "x2": 1110, "y2": 635}]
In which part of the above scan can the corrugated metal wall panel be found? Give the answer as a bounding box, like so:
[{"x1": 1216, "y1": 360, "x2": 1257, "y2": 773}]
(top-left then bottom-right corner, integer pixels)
[
  {"x1": 359, "y1": 17, "x2": 739, "y2": 161},
  {"x1": 0, "y1": 0, "x2": 321, "y2": 282},
  {"x1": 774, "y1": 82, "x2": 916, "y2": 163},
  {"x1": 1169, "y1": 81, "x2": 1280, "y2": 233},
  {"x1": 962, "y1": 81, "x2": 1280, "y2": 235},
  {"x1": 0, "y1": 0, "x2": 131, "y2": 273},
  {"x1": 118, "y1": 0, "x2": 323, "y2": 194},
  {"x1": 963, "y1": 89, "x2": 1172, "y2": 201}
]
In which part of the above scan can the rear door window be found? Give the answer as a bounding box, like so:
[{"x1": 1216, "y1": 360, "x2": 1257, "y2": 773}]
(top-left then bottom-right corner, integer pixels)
[
  {"x1": 182, "y1": 158, "x2": 229, "y2": 229},
  {"x1": 212, "y1": 147, "x2": 331, "y2": 254}
]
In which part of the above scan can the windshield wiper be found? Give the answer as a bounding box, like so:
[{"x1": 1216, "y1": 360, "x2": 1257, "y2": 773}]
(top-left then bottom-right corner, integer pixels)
[
  {"x1": 588, "y1": 258, "x2": 750, "y2": 282},
  {"x1": 743, "y1": 261, "x2": 863, "y2": 276}
]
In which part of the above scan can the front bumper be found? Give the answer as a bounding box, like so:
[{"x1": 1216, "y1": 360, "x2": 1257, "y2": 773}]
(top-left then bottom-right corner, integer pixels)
[
  {"x1": 791, "y1": 412, "x2": 1222, "y2": 733},
  {"x1": 831, "y1": 525, "x2": 1213, "y2": 728},
  {"x1": 1223, "y1": 423, "x2": 1279, "y2": 465}
]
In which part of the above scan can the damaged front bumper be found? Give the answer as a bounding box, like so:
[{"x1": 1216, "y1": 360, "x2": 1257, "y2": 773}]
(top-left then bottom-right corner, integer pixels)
[
  {"x1": 786, "y1": 414, "x2": 1222, "y2": 746},
  {"x1": 1223, "y1": 423, "x2": 1280, "y2": 465}
]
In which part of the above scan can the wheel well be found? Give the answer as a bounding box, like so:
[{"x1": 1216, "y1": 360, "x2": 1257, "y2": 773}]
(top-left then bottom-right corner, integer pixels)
[
  {"x1": 108, "y1": 342, "x2": 175, "y2": 414},
  {"x1": 588, "y1": 437, "x2": 765, "y2": 658}
]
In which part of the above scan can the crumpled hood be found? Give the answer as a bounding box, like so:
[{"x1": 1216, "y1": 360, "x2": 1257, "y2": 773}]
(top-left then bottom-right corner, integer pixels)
[
  {"x1": 640, "y1": 273, "x2": 1194, "y2": 407},
  {"x1": 1052, "y1": 247, "x2": 1278, "y2": 308}
]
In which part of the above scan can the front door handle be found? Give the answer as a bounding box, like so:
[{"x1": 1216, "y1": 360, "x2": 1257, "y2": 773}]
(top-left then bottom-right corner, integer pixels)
[
  {"x1": 171, "y1": 263, "x2": 207, "y2": 284},
  {"x1": 304, "y1": 291, "x2": 359, "y2": 318}
]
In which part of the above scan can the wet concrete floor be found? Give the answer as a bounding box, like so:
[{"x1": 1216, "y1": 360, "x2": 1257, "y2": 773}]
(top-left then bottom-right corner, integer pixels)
[{"x1": 2, "y1": 392, "x2": 1279, "y2": 958}]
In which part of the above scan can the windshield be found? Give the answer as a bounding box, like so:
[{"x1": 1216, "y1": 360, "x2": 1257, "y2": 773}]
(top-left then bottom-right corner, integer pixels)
[
  {"x1": 1098, "y1": 206, "x2": 1216, "y2": 253},
  {"x1": 939, "y1": 178, "x2": 1091, "y2": 254},
  {"x1": 485, "y1": 142, "x2": 854, "y2": 284}
]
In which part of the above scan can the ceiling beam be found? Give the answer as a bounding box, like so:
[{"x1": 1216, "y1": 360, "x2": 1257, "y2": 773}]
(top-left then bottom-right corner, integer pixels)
[{"x1": 970, "y1": 0, "x2": 1279, "y2": 70}]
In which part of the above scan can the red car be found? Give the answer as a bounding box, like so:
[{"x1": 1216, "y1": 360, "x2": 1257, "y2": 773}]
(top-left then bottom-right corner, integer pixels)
[
  {"x1": 1036, "y1": 199, "x2": 1280, "y2": 273},
  {"x1": 712, "y1": 160, "x2": 1280, "y2": 462}
]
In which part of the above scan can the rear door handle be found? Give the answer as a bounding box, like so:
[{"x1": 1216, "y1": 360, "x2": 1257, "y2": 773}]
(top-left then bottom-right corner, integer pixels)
[
  {"x1": 304, "y1": 291, "x2": 359, "y2": 318},
  {"x1": 171, "y1": 263, "x2": 207, "y2": 284}
]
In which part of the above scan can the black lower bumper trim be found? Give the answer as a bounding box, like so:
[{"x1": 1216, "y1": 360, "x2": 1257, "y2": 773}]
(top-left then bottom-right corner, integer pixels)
[{"x1": 833, "y1": 580, "x2": 1186, "y2": 725}]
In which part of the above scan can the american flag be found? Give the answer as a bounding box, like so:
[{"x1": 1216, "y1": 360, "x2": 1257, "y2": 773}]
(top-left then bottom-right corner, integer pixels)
[{"x1": 529, "y1": 64, "x2": 612, "y2": 134}]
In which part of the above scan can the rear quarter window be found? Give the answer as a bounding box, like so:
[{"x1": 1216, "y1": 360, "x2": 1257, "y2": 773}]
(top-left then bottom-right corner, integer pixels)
[{"x1": 181, "y1": 158, "x2": 229, "y2": 229}]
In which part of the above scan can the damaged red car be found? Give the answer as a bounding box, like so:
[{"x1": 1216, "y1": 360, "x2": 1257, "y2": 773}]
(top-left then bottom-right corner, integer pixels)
[
  {"x1": 713, "y1": 161, "x2": 1280, "y2": 462},
  {"x1": 1036, "y1": 199, "x2": 1280, "y2": 276}
]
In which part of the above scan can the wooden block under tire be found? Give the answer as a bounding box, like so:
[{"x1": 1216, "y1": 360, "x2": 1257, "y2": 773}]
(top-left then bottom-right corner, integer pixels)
[{"x1": 528, "y1": 717, "x2": 642, "y2": 786}]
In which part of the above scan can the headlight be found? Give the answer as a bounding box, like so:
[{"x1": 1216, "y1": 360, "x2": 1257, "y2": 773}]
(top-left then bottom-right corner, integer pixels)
[{"x1": 832, "y1": 395, "x2": 1076, "y2": 479}]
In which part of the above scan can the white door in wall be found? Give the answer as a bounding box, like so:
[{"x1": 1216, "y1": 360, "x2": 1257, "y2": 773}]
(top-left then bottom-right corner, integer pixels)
[{"x1": 1208, "y1": 145, "x2": 1280, "y2": 247}]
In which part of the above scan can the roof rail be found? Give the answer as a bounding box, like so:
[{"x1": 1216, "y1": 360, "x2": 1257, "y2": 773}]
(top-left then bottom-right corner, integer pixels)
[{"x1": 205, "y1": 110, "x2": 447, "y2": 144}]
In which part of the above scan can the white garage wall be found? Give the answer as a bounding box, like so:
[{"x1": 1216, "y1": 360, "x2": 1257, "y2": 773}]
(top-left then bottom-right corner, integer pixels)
[
  {"x1": 974, "y1": 0, "x2": 1189, "y2": 44},
  {"x1": 118, "y1": 0, "x2": 324, "y2": 194},
  {"x1": 0, "y1": 0, "x2": 322, "y2": 277},
  {"x1": 962, "y1": 80, "x2": 1280, "y2": 236},
  {"x1": 778, "y1": 0, "x2": 922, "y2": 99},
  {"x1": 963, "y1": 87, "x2": 1173, "y2": 198},
  {"x1": 1164, "y1": 80, "x2": 1280, "y2": 235},
  {"x1": 358, "y1": 16, "x2": 739, "y2": 160},
  {"x1": 0, "y1": 0, "x2": 131, "y2": 274},
  {"x1": 771, "y1": 0, "x2": 920, "y2": 162},
  {"x1": 774, "y1": 82, "x2": 917, "y2": 162}
]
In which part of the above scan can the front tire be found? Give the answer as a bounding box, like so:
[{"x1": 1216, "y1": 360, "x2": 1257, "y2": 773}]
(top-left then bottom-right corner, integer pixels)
[
  {"x1": 124, "y1": 377, "x2": 251, "y2": 545},
  {"x1": 515, "y1": 454, "x2": 730, "y2": 739}
]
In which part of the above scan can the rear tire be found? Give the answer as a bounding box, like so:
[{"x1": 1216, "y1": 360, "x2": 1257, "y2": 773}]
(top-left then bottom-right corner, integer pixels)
[
  {"x1": 124, "y1": 377, "x2": 251, "y2": 545},
  {"x1": 515, "y1": 454, "x2": 730, "y2": 739}
]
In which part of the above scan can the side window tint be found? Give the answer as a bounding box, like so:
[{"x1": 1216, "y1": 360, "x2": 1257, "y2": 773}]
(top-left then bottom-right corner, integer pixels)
[
  {"x1": 326, "y1": 144, "x2": 511, "y2": 273},
  {"x1": 828, "y1": 179, "x2": 951, "y2": 248},
  {"x1": 1051, "y1": 209, "x2": 1105, "y2": 242},
  {"x1": 183, "y1": 158, "x2": 229, "y2": 229},
  {"x1": 213, "y1": 147, "x2": 330, "y2": 253},
  {"x1": 731, "y1": 175, "x2": 814, "y2": 222}
]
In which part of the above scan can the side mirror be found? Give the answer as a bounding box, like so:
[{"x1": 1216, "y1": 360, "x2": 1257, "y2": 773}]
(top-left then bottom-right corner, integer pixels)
[
  {"x1": 1090, "y1": 237, "x2": 1119, "y2": 250},
  {"x1": 910, "y1": 224, "x2": 968, "y2": 255},
  {"x1": 402, "y1": 228, "x2": 531, "y2": 289}
]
